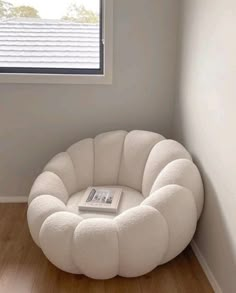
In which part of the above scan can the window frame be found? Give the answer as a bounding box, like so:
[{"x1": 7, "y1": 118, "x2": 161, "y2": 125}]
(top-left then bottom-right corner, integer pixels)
[{"x1": 0, "y1": 0, "x2": 113, "y2": 84}]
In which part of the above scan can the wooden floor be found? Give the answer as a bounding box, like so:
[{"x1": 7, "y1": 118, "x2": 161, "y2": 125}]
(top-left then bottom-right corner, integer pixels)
[{"x1": 0, "y1": 204, "x2": 213, "y2": 293}]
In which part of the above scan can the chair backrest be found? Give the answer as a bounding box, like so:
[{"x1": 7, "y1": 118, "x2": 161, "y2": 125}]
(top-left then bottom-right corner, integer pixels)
[
  {"x1": 45, "y1": 130, "x2": 186, "y2": 192},
  {"x1": 44, "y1": 130, "x2": 189, "y2": 194}
]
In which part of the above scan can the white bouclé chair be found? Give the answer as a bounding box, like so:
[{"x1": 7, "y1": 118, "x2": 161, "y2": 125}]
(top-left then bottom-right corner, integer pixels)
[{"x1": 27, "y1": 130, "x2": 204, "y2": 279}]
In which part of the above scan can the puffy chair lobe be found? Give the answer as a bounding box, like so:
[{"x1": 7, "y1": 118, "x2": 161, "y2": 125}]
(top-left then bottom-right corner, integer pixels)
[
  {"x1": 44, "y1": 152, "x2": 78, "y2": 195},
  {"x1": 115, "y1": 205, "x2": 168, "y2": 277},
  {"x1": 40, "y1": 211, "x2": 83, "y2": 274},
  {"x1": 28, "y1": 171, "x2": 69, "y2": 205},
  {"x1": 27, "y1": 195, "x2": 66, "y2": 246},
  {"x1": 118, "y1": 130, "x2": 165, "y2": 191},
  {"x1": 142, "y1": 140, "x2": 192, "y2": 197},
  {"x1": 151, "y1": 159, "x2": 204, "y2": 219},
  {"x1": 94, "y1": 130, "x2": 128, "y2": 186},
  {"x1": 67, "y1": 138, "x2": 94, "y2": 191},
  {"x1": 142, "y1": 185, "x2": 197, "y2": 263},
  {"x1": 73, "y1": 219, "x2": 119, "y2": 279}
]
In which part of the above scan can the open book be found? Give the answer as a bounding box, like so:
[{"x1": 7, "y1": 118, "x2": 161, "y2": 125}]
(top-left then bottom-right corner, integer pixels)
[{"x1": 78, "y1": 187, "x2": 122, "y2": 213}]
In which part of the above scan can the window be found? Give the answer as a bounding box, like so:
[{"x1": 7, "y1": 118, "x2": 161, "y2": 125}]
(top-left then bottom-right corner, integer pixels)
[{"x1": 0, "y1": 0, "x2": 113, "y2": 84}]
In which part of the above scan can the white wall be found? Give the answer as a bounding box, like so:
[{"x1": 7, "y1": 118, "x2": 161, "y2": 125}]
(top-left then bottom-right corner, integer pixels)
[
  {"x1": 0, "y1": 0, "x2": 179, "y2": 197},
  {"x1": 173, "y1": 0, "x2": 236, "y2": 292}
]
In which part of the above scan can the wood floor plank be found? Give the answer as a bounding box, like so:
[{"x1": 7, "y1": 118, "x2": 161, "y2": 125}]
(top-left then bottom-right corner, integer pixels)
[{"x1": 0, "y1": 204, "x2": 213, "y2": 293}]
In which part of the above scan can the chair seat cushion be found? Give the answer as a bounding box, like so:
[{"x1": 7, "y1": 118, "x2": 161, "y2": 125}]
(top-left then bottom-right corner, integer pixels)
[{"x1": 67, "y1": 186, "x2": 144, "y2": 219}]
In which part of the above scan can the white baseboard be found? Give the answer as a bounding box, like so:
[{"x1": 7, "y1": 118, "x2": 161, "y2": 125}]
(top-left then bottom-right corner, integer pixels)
[
  {"x1": 0, "y1": 196, "x2": 28, "y2": 203},
  {"x1": 191, "y1": 240, "x2": 222, "y2": 293}
]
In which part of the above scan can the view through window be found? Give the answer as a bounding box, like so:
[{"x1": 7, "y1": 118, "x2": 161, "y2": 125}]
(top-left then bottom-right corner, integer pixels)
[{"x1": 0, "y1": 0, "x2": 102, "y2": 74}]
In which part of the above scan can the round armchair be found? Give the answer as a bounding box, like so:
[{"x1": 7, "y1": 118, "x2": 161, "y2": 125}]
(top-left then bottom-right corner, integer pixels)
[{"x1": 27, "y1": 130, "x2": 204, "y2": 279}]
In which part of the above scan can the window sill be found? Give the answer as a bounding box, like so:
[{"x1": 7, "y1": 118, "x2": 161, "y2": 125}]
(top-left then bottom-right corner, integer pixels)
[{"x1": 0, "y1": 73, "x2": 112, "y2": 85}]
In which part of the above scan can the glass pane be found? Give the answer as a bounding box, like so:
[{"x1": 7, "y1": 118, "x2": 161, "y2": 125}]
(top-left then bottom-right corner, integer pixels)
[{"x1": 0, "y1": 0, "x2": 101, "y2": 70}]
